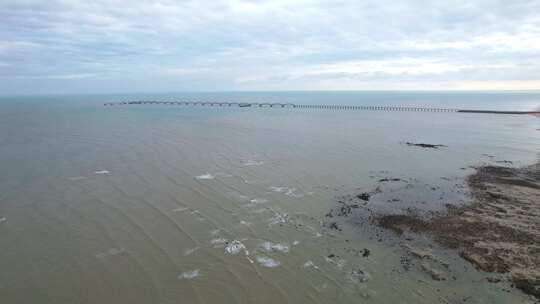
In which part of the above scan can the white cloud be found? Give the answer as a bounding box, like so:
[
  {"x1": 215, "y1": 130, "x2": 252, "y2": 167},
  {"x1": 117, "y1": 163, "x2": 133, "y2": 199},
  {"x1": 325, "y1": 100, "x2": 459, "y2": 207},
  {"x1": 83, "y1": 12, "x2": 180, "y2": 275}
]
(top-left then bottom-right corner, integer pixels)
[
  {"x1": 0, "y1": 0, "x2": 539, "y2": 93},
  {"x1": 10, "y1": 73, "x2": 99, "y2": 80},
  {"x1": 159, "y1": 67, "x2": 212, "y2": 76},
  {"x1": 476, "y1": 32, "x2": 540, "y2": 52},
  {"x1": 0, "y1": 40, "x2": 42, "y2": 54}
]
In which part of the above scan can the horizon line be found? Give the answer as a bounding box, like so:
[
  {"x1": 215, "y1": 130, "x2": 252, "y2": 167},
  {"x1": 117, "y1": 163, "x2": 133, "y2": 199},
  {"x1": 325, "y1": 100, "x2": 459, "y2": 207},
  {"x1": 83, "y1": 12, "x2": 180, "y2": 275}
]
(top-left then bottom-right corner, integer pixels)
[{"x1": 2, "y1": 88, "x2": 540, "y2": 98}]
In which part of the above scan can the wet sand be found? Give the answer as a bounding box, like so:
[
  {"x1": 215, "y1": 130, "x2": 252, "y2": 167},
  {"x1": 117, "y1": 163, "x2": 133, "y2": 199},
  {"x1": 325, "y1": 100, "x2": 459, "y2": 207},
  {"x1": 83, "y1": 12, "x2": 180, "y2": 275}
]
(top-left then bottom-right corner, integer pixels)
[{"x1": 376, "y1": 163, "x2": 540, "y2": 299}]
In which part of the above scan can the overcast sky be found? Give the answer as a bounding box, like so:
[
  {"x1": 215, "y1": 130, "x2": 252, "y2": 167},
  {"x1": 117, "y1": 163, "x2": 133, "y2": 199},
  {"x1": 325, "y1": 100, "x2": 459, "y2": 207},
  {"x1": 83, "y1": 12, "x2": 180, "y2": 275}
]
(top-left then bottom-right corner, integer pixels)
[{"x1": 1, "y1": 0, "x2": 539, "y2": 94}]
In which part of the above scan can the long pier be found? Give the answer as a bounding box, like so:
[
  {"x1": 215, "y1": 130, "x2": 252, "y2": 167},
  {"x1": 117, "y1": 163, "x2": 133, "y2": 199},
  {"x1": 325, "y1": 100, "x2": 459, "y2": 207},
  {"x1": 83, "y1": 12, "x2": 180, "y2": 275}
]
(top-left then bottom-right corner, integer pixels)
[{"x1": 104, "y1": 101, "x2": 540, "y2": 115}]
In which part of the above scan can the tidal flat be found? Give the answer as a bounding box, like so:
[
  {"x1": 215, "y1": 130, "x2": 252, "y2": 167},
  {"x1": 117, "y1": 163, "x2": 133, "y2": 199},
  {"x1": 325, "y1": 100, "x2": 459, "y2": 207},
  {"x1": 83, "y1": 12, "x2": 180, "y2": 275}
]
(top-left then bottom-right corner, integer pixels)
[{"x1": 332, "y1": 162, "x2": 540, "y2": 300}]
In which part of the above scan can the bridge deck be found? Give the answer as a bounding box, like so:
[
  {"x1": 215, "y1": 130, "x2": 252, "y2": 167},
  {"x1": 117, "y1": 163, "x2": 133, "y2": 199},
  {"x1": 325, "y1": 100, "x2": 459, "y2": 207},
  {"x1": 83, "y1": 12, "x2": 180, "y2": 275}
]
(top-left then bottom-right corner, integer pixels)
[{"x1": 103, "y1": 101, "x2": 540, "y2": 115}]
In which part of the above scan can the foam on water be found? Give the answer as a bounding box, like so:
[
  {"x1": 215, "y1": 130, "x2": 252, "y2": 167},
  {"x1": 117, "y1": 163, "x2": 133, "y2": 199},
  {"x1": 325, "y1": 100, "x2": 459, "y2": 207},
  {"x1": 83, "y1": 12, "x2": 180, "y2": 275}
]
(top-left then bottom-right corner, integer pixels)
[
  {"x1": 256, "y1": 256, "x2": 280, "y2": 268},
  {"x1": 225, "y1": 240, "x2": 246, "y2": 255},
  {"x1": 243, "y1": 160, "x2": 264, "y2": 166},
  {"x1": 195, "y1": 173, "x2": 214, "y2": 180},
  {"x1": 259, "y1": 241, "x2": 289, "y2": 253},
  {"x1": 268, "y1": 213, "x2": 289, "y2": 225},
  {"x1": 0, "y1": 217, "x2": 6, "y2": 223},
  {"x1": 178, "y1": 269, "x2": 200, "y2": 280}
]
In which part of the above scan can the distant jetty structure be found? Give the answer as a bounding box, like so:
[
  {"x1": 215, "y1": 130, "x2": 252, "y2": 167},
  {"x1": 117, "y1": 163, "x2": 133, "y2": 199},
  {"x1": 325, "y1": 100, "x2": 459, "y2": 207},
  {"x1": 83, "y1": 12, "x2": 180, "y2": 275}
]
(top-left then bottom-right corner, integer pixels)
[{"x1": 104, "y1": 101, "x2": 540, "y2": 115}]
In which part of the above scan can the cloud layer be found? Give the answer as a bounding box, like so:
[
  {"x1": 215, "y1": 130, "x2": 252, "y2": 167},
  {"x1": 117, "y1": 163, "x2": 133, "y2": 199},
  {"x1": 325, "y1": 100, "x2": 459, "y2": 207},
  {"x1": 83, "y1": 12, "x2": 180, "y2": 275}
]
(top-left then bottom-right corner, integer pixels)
[{"x1": 1, "y1": 0, "x2": 539, "y2": 94}]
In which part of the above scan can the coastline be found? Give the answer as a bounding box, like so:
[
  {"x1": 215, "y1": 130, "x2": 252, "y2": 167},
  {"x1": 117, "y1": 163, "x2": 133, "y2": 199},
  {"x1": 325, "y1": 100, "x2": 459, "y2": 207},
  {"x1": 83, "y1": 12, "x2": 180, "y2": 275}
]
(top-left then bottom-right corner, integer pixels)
[{"x1": 376, "y1": 162, "x2": 540, "y2": 299}]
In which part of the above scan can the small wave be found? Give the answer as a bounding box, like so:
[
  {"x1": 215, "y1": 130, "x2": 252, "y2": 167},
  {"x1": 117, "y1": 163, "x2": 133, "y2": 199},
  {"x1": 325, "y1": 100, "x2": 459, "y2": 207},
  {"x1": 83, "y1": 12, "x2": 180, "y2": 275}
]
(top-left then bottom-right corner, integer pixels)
[
  {"x1": 325, "y1": 256, "x2": 346, "y2": 270},
  {"x1": 252, "y1": 208, "x2": 270, "y2": 214},
  {"x1": 209, "y1": 229, "x2": 220, "y2": 236},
  {"x1": 315, "y1": 283, "x2": 329, "y2": 292},
  {"x1": 269, "y1": 186, "x2": 304, "y2": 198},
  {"x1": 250, "y1": 198, "x2": 267, "y2": 204},
  {"x1": 195, "y1": 173, "x2": 214, "y2": 180},
  {"x1": 0, "y1": 217, "x2": 6, "y2": 223},
  {"x1": 243, "y1": 160, "x2": 264, "y2": 166},
  {"x1": 214, "y1": 172, "x2": 233, "y2": 178},
  {"x1": 239, "y1": 220, "x2": 251, "y2": 226},
  {"x1": 178, "y1": 269, "x2": 200, "y2": 280},
  {"x1": 243, "y1": 198, "x2": 268, "y2": 208},
  {"x1": 95, "y1": 247, "x2": 125, "y2": 259},
  {"x1": 94, "y1": 170, "x2": 110, "y2": 175},
  {"x1": 269, "y1": 186, "x2": 287, "y2": 193},
  {"x1": 172, "y1": 207, "x2": 189, "y2": 212},
  {"x1": 256, "y1": 256, "x2": 280, "y2": 268},
  {"x1": 303, "y1": 260, "x2": 319, "y2": 269},
  {"x1": 189, "y1": 209, "x2": 205, "y2": 221},
  {"x1": 211, "y1": 238, "x2": 228, "y2": 247},
  {"x1": 226, "y1": 192, "x2": 248, "y2": 202},
  {"x1": 184, "y1": 247, "x2": 200, "y2": 256},
  {"x1": 293, "y1": 241, "x2": 300, "y2": 246},
  {"x1": 68, "y1": 176, "x2": 87, "y2": 181},
  {"x1": 285, "y1": 188, "x2": 304, "y2": 198},
  {"x1": 336, "y1": 259, "x2": 347, "y2": 270},
  {"x1": 346, "y1": 268, "x2": 370, "y2": 283},
  {"x1": 259, "y1": 241, "x2": 289, "y2": 253}
]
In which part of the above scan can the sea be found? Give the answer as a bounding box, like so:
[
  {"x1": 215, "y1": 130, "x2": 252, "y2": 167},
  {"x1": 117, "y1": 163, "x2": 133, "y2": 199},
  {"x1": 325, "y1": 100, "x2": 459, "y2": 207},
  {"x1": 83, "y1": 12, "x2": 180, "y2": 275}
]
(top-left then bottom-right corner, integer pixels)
[{"x1": 0, "y1": 91, "x2": 539, "y2": 303}]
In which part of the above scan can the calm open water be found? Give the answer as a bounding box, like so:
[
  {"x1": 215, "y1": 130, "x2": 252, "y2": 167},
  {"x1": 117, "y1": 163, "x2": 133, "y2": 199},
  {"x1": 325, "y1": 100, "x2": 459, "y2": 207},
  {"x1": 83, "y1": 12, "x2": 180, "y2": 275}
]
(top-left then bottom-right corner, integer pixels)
[{"x1": 0, "y1": 91, "x2": 539, "y2": 303}]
